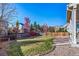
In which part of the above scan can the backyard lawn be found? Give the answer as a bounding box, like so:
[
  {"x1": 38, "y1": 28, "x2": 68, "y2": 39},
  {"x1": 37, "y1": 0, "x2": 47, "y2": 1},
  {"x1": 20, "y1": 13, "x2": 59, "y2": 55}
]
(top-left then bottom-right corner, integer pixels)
[{"x1": 6, "y1": 36, "x2": 54, "y2": 56}]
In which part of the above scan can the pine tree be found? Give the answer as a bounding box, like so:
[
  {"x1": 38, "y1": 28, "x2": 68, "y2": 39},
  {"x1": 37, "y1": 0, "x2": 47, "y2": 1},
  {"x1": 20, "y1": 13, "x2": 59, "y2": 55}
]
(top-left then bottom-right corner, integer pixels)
[
  {"x1": 16, "y1": 20, "x2": 19, "y2": 33},
  {"x1": 30, "y1": 23, "x2": 34, "y2": 31},
  {"x1": 34, "y1": 21, "x2": 37, "y2": 31},
  {"x1": 16, "y1": 20, "x2": 19, "y2": 29}
]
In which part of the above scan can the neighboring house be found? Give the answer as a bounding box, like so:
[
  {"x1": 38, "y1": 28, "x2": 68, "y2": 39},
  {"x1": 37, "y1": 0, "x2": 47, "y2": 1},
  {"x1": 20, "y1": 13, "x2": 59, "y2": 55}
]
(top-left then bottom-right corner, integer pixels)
[
  {"x1": 67, "y1": 3, "x2": 79, "y2": 47},
  {"x1": 0, "y1": 20, "x2": 8, "y2": 36}
]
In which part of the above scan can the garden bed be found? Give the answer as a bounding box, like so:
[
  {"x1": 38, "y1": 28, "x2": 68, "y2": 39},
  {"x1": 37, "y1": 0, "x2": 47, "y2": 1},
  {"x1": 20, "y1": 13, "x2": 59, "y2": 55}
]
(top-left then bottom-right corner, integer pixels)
[{"x1": 6, "y1": 36, "x2": 54, "y2": 56}]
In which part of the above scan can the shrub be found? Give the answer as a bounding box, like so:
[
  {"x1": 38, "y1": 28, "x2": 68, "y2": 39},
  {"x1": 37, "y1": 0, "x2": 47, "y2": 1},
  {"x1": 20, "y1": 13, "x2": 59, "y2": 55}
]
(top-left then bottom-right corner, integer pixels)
[
  {"x1": 7, "y1": 37, "x2": 54, "y2": 56},
  {"x1": 21, "y1": 38, "x2": 53, "y2": 56}
]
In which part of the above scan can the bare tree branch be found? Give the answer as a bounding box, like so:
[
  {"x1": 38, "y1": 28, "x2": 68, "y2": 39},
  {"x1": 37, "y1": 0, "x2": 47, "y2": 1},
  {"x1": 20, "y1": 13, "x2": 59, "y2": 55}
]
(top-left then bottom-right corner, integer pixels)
[{"x1": 0, "y1": 3, "x2": 16, "y2": 22}]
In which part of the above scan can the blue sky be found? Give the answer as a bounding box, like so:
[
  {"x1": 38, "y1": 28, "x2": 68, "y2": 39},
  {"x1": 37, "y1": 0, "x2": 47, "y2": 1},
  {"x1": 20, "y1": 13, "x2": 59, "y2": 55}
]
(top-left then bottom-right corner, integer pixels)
[{"x1": 13, "y1": 3, "x2": 67, "y2": 27}]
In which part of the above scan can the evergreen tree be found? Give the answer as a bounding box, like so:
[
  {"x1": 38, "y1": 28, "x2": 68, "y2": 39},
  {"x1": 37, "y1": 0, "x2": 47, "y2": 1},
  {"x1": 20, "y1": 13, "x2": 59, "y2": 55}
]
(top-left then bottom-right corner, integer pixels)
[
  {"x1": 30, "y1": 23, "x2": 34, "y2": 31},
  {"x1": 37, "y1": 24, "x2": 40, "y2": 30},
  {"x1": 15, "y1": 20, "x2": 19, "y2": 33},
  {"x1": 34, "y1": 21, "x2": 37, "y2": 31},
  {"x1": 16, "y1": 20, "x2": 19, "y2": 29}
]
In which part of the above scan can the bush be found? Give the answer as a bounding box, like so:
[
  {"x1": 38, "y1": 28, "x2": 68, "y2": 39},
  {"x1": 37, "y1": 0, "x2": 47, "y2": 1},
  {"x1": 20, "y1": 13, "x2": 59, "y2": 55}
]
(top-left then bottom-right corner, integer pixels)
[
  {"x1": 22, "y1": 38, "x2": 53, "y2": 56},
  {"x1": 7, "y1": 37, "x2": 54, "y2": 56}
]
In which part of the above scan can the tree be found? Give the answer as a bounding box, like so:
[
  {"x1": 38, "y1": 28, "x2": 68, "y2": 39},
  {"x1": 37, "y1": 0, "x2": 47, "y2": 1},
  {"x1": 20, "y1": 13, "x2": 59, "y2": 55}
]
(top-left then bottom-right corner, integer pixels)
[
  {"x1": 16, "y1": 20, "x2": 19, "y2": 29},
  {"x1": 30, "y1": 23, "x2": 34, "y2": 31},
  {"x1": 0, "y1": 3, "x2": 16, "y2": 42},
  {"x1": 24, "y1": 17, "x2": 30, "y2": 33},
  {"x1": 37, "y1": 24, "x2": 41, "y2": 30},
  {"x1": 0, "y1": 3, "x2": 16, "y2": 22},
  {"x1": 49, "y1": 27, "x2": 55, "y2": 36},
  {"x1": 49, "y1": 27, "x2": 55, "y2": 32},
  {"x1": 43, "y1": 24, "x2": 48, "y2": 36},
  {"x1": 15, "y1": 20, "x2": 19, "y2": 33},
  {"x1": 33, "y1": 21, "x2": 37, "y2": 31},
  {"x1": 56, "y1": 27, "x2": 67, "y2": 32},
  {"x1": 40, "y1": 26, "x2": 43, "y2": 32},
  {"x1": 0, "y1": 4, "x2": 16, "y2": 34}
]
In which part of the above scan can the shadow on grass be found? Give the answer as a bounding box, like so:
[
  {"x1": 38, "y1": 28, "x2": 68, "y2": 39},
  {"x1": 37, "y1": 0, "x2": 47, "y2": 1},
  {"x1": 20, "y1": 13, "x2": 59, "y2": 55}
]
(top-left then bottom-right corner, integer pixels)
[
  {"x1": 18, "y1": 40, "x2": 46, "y2": 46},
  {"x1": 7, "y1": 40, "x2": 24, "y2": 56},
  {"x1": 17, "y1": 36, "x2": 42, "y2": 40}
]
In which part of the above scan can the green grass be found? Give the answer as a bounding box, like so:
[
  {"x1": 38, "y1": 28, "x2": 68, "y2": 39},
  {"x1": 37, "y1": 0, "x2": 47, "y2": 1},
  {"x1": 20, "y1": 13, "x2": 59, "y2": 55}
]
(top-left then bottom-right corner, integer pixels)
[
  {"x1": 6, "y1": 36, "x2": 54, "y2": 56},
  {"x1": 6, "y1": 41, "x2": 23, "y2": 56}
]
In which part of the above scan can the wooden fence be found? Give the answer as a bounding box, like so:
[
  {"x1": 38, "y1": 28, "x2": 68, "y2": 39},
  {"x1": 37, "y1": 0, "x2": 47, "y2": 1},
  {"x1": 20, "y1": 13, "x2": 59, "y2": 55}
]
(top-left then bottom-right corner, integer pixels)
[{"x1": 46, "y1": 32, "x2": 70, "y2": 39}]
